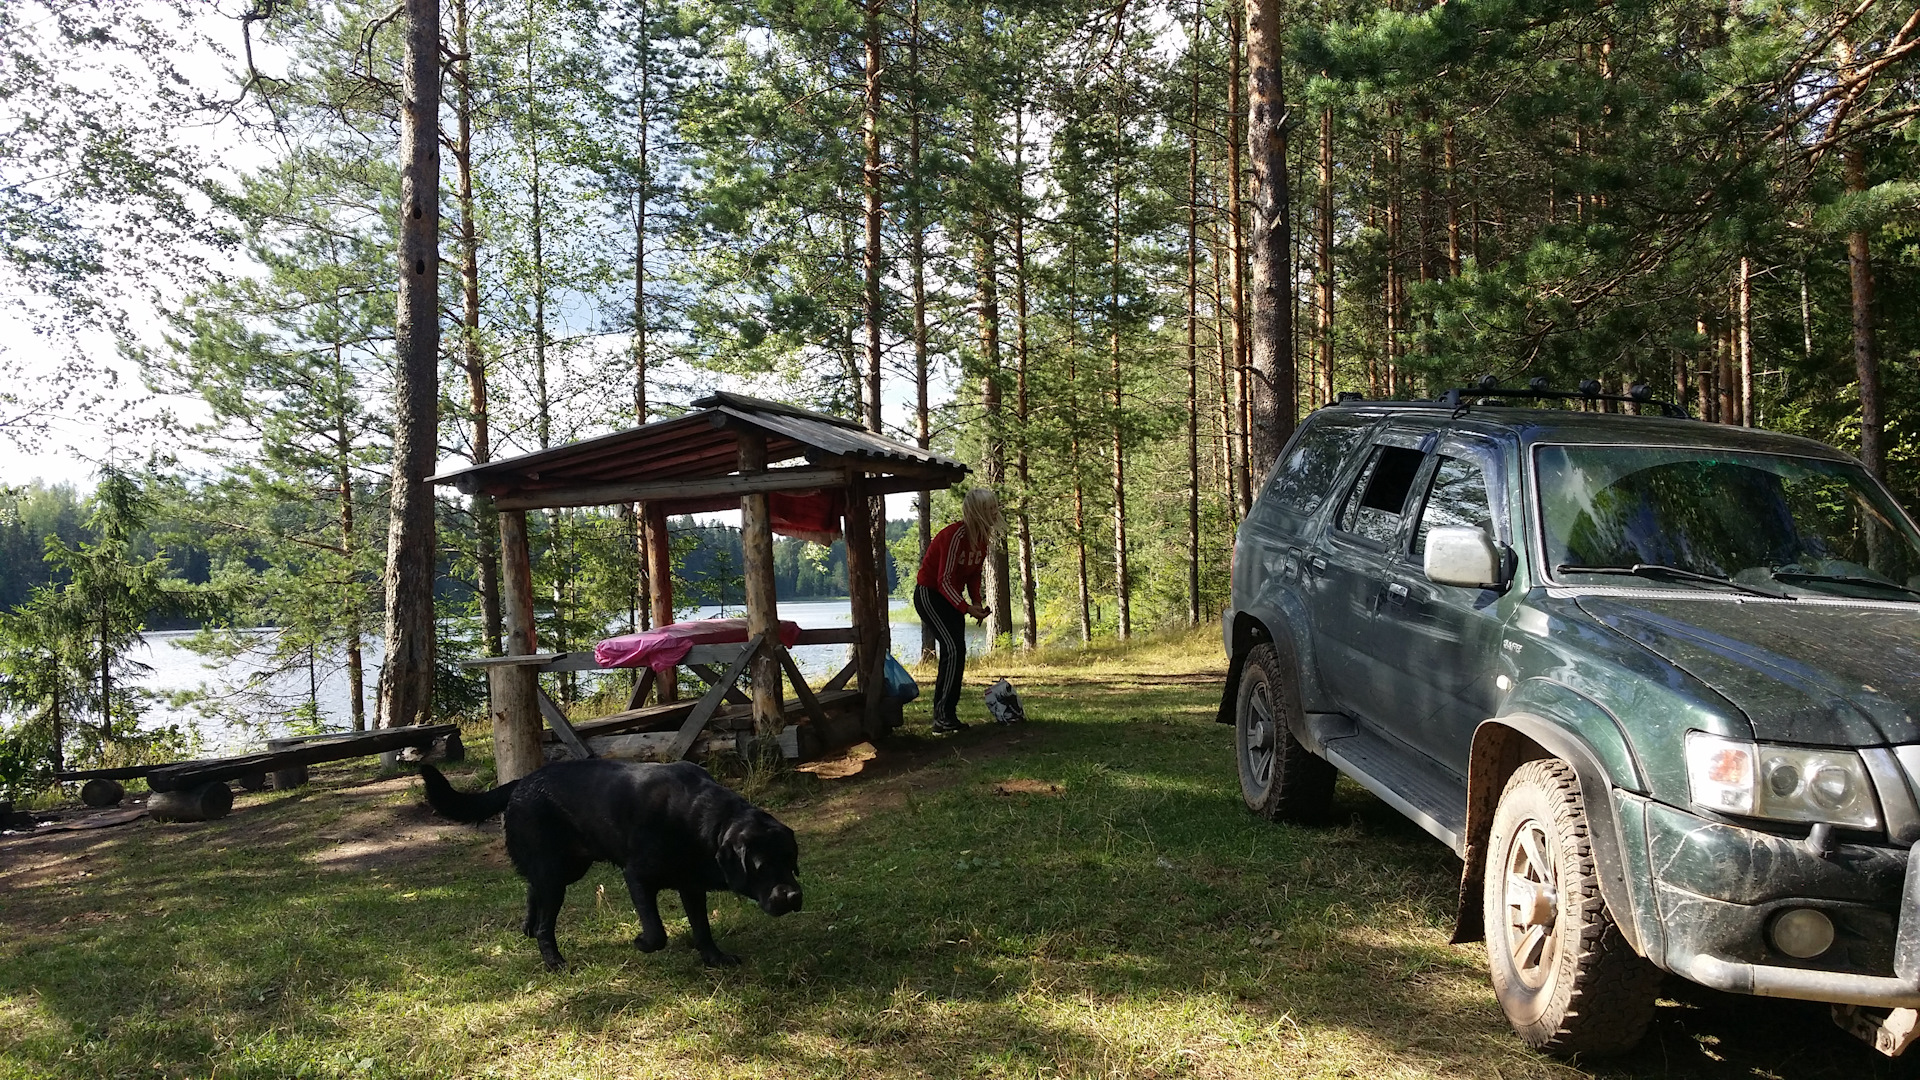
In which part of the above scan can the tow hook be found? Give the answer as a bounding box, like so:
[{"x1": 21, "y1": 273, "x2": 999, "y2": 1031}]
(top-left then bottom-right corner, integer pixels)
[{"x1": 1834, "y1": 1005, "x2": 1920, "y2": 1057}]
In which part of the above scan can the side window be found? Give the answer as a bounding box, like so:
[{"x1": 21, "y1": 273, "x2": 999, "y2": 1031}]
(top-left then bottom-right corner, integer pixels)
[
  {"x1": 1414, "y1": 456, "x2": 1495, "y2": 557},
  {"x1": 1264, "y1": 413, "x2": 1375, "y2": 518},
  {"x1": 1335, "y1": 445, "x2": 1427, "y2": 546}
]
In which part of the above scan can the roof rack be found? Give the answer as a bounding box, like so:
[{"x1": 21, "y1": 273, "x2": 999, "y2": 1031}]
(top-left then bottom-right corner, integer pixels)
[{"x1": 1332, "y1": 377, "x2": 1690, "y2": 419}]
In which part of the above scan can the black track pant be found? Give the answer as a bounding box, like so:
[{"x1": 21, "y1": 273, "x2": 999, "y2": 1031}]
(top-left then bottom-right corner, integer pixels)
[{"x1": 912, "y1": 585, "x2": 967, "y2": 726}]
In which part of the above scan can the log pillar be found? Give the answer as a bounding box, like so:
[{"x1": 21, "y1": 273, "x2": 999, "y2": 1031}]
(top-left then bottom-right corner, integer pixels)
[
  {"x1": 494, "y1": 509, "x2": 545, "y2": 782},
  {"x1": 737, "y1": 432, "x2": 784, "y2": 740},
  {"x1": 843, "y1": 472, "x2": 888, "y2": 737},
  {"x1": 643, "y1": 502, "x2": 677, "y2": 703}
]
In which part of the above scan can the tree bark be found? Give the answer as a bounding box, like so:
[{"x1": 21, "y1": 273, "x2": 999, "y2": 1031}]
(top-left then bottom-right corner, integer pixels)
[
  {"x1": 1186, "y1": 4, "x2": 1203, "y2": 629},
  {"x1": 1012, "y1": 100, "x2": 1038, "y2": 650},
  {"x1": 379, "y1": 0, "x2": 441, "y2": 730},
  {"x1": 451, "y1": 0, "x2": 501, "y2": 658},
  {"x1": 1845, "y1": 144, "x2": 1882, "y2": 477},
  {"x1": 1738, "y1": 255, "x2": 1754, "y2": 427},
  {"x1": 908, "y1": 0, "x2": 934, "y2": 665},
  {"x1": 976, "y1": 190, "x2": 1013, "y2": 648},
  {"x1": 1226, "y1": 5, "x2": 1251, "y2": 514},
  {"x1": 1246, "y1": 0, "x2": 1293, "y2": 468},
  {"x1": 1110, "y1": 57, "x2": 1131, "y2": 641},
  {"x1": 1317, "y1": 104, "x2": 1334, "y2": 405}
]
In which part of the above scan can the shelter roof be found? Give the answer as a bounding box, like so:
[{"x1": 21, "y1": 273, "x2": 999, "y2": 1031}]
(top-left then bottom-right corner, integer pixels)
[{"x1": 428, "y1": 390, "x2": 969, "y2": 515}]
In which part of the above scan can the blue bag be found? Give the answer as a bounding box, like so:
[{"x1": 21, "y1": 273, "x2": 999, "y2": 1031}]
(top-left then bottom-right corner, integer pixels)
[{"x1": 882, "y1": 654, "x2": 920, "y2": 704}]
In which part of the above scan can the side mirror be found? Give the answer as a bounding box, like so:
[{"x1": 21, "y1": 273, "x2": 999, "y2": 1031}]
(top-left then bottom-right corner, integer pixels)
[{"x1": 1424, "y1": 526, "x2": 1505, "y2": 589}]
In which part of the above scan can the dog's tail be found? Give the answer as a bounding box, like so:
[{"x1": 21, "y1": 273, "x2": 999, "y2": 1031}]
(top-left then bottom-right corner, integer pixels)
[{"x1": 418, "y1": 763, "x2": 517, "y2": 823}]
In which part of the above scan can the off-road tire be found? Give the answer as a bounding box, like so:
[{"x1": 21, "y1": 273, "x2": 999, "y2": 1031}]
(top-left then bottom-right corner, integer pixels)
[
  {"x1": 1483, "y1": 759, "x2": 1662, "y2": 1055},
  {"x1": 1234, "y1": 642, "x2": 1336, "y2": 823}
]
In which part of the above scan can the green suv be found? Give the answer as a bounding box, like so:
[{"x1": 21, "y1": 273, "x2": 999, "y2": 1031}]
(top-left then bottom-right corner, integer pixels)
[{"x1": 1220, "y1": 383, "x2": 1920, "y2": 1057}]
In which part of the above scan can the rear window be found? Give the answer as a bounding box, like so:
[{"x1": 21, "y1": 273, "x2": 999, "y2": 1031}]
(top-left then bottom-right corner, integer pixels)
[
  {"x1": 1263, "y1": 412, "x2": 1375, "y2": 518},
  {"x1": 1336, "y1": 445, "x2": 1427, "y2": 546}
]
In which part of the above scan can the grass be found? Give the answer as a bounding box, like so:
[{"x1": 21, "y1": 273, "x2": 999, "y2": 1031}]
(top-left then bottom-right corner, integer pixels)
[{"x1": 0, "y1": 626, "x2": 1911, "y2": 1079}]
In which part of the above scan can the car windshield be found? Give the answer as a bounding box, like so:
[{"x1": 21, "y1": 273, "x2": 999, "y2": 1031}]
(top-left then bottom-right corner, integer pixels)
[{"x1": 1537, "y1": 444, "x2": 1920, "y2": 601}]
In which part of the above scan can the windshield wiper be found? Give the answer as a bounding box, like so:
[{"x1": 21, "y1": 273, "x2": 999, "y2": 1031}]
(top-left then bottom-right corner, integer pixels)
[
  {"x1": 1555, "y1": 563, "x2": 1793, "y2": 599},
  {"x1": 1767, "y1": 568, "x2": 1920, "y2": 600}
]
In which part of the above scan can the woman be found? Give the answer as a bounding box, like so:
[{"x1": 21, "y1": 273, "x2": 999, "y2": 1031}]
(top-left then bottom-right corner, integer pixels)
[{"x1": 913, "y1": 488, "x2": 1003, "y2": 733}]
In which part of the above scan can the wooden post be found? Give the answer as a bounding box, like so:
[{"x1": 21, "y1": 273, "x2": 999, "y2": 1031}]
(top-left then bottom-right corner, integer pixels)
[
  {"x1": 494, "y1": 510, "x2": 545, "y2": 782},
  {"x1": 737, "y1": 431, "x2": 784, "y2": 741},
  {"x1": 643, "y1": 502, "x2": 676, "y2": 702},
  {"x1": 843, "y1": 471, "x2": 887, "y2": 737}
]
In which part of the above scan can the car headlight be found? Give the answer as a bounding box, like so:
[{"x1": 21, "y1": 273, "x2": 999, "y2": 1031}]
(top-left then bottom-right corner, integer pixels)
[{"x1": 1684, "y1": 731, "x2": 1882, "y2": 829}]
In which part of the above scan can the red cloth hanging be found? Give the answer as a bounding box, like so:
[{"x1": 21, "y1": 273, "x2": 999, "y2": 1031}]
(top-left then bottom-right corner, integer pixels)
[{"x1": 768, "y1": 490, "x2": 845, "y2": 545}]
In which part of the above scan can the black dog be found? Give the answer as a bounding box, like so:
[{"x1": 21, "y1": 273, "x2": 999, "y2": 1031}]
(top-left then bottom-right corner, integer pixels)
[{"x1": 419, "y1": 759, "x2": 801, "y2": 970}]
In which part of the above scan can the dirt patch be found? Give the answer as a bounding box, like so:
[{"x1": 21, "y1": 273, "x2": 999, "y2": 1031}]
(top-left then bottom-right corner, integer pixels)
[
  {"x1": 783, "y1": 727, "x2": 1033, "y2": 835},
  {"x1": 991, "y1": 779, "x2": 1063, "y2": 796}
]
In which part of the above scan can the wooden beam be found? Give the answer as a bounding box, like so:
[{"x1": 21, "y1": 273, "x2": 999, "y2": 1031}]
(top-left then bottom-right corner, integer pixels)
[
  {"x1": 841, "y1": 471, "x2": 887, "y2": 738},
  {"x1": 643, "y1": 502, "x2": 677, "y2": 703},
  {"x1": 738, "y1": 432, "x2": 784, "y2": 738},
  {"x1": 776, "y1": 647, "x2": 831, "y2": 729},
  {"x1": 624, "y1": 668, "x2": 655, "y2": 711},
  {"x1": 685, "y1": 663, "x2": 752, "y2": 705},
  {"x1": 493, "y1": 508, "x2": 543, "y2": 782},
  {"x1": 499, "y1": 510, "x2": 537, "y2": 655},
  {"x1": 667, "y1": 633, "x2": 762, "y2": 761},
  {"x1": 492, "y1": 467, "x2": 844, "y2": 512},
  {"x1": 535, "y1": 687, "x2": 596, "y2": 760},
  {"x1": 138, "y1": 725, "x2": 458, "y2": 792}
]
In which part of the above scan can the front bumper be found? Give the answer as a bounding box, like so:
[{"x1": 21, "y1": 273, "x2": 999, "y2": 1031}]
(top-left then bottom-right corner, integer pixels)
[{"x1": 1643, "y1": 799, "x2": 1920, "y2": 1007}]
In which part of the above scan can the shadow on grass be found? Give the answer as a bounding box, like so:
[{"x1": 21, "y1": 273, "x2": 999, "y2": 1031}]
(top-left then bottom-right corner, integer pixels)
[{"x1": 2, "y1": 679, "x2": 1917, "y2": 1078}]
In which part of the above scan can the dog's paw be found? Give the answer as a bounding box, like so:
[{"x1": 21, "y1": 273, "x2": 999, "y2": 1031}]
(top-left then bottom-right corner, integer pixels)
[
  {"x1": 700, "y1": 950, "x2": 742, "y2": 968},
  {"x1": 634, "y1": 931, "x2": 668, "y2": 953},
  {"x1": 541, "y1": 954, "x2": 569, "y2": 972}
]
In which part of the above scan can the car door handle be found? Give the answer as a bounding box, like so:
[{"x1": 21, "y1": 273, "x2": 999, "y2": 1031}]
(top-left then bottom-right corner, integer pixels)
[
  {"x1": 1386, "y1": 582, "x2": 1409, "y2": 603},
  {"x1": 1309, "y1": 556, "x2": 1328, "y2": 574}
]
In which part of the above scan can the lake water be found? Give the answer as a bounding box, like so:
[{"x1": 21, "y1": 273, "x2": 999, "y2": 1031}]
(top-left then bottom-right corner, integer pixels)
[{"x1": 136, "y1": 597, "x2": 986, "y2": 753}]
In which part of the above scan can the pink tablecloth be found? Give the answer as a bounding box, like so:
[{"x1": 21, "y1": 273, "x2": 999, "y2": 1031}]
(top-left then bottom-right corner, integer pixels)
[{"x1": 593, "y1": 618, "x2": 803, "y2": 673}]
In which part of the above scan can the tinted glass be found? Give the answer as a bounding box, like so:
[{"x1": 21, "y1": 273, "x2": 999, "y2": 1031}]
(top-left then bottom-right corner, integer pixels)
[
  {"x1": 1337, "y1": 445, "x2": 1427, "y2": 546},
  {"x1": 1538, "y1": 445, "x2": 1920, "y2": 599},
  {"x1": 1415, "y1": 456, "x2": 1494, "y2": 557},
  {"x1": 1264, "y1": 411, "x2": 1376, "y2": 518}
]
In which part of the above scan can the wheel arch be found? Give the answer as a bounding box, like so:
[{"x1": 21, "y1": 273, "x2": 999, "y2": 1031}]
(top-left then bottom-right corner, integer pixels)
[
  {"x1": 1216, "y1": 601, "x2": 1320, "y2": 725},
  {"x1": 1450, "y1": 710, "x2": 1647, "y2": 960}
]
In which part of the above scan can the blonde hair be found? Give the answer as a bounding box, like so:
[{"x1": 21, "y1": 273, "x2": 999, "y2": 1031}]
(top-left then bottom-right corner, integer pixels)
[{"x1": 961, "y1": 487, "x2": 1005, "y2": 544}]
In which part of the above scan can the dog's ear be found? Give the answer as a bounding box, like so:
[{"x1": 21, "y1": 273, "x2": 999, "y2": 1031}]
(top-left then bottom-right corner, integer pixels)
[{"x1": 718, "y1": 824, "x2": 753, "y2": 893}]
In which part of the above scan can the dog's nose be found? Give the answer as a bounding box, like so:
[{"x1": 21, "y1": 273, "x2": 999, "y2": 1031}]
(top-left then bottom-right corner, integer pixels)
[{"x1": 761, "y1": 884, "x2": 801, "y2": 915}]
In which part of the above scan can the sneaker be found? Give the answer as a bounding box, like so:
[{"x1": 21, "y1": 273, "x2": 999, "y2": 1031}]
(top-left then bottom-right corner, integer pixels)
[{"x1": 931, "y1": 718, "x2": 968, "y2": 735}]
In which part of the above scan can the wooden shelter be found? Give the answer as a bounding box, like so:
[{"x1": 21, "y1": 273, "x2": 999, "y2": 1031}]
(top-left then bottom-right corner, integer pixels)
[{"x1": 431, "y1": 391, "x2": 970, "y2": 782}]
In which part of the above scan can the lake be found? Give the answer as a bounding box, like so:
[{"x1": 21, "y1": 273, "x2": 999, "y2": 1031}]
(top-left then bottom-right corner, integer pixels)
[{"x1": 135, "y1": 597, "x2": 986, "y2": 753}]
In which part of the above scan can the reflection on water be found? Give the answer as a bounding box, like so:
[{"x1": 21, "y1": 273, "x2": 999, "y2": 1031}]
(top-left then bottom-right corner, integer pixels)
[{"x1": 137, "y1": 598, "x2": 985, "y2": 753}]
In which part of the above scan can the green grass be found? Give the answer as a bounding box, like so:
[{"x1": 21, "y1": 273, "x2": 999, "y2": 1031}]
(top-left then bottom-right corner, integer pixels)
[{"x1": 1, "y1": 627, "x2": 1910, "y2": 1079}]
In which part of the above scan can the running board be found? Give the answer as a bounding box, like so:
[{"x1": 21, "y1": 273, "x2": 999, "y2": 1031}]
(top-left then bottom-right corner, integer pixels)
[{"x1": 1323, "y1": 728, "x2": 1468, "y2": 856}]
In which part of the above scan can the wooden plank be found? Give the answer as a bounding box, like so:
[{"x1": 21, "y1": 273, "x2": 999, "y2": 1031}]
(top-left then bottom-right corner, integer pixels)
[
  {"x1": 588, "y1": 729, "x2": 731, "y2": 762},
  {"x1": 682, "y1": 643, "x2": 750, "y2": 667},
  {"x1": 462, "y1": 652, "x2": 564, "y2": 669},
  {"x1": 667, "y1": 633, "x2": 762, "y2": 762},
  {"x1": 141, "y1": 725, "x2": 457, "y2": 792},
  {"x1": 776, "y1": 647, "x2": 831, "y2": 729},
  {"x1": 821, "y1": 659, "x2": 858, "y2": 693},
  {"x1": 492, "y1": 466, "x2": 844, "y2": 512},
  {"x1": 794, "y1": 626, "x2": 859, "y2": 645},
  {"x1": 685, "y1": 663, "x2": 752, "y2": 705},
  {"x1": 624, "y1": 668, "x2": 655, "y2": 711},
  {"x1": 535, "y1": 687, "x2": 596, "y2": 760}
]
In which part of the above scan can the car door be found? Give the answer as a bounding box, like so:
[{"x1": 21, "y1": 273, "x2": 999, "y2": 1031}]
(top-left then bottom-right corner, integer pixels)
[
  {"x1": 1305, "y1": 424, "x2": 1436, "y2": 725},
  {"x1": 1371, "y1": 434, "x2": 1514, "y2": 776}
]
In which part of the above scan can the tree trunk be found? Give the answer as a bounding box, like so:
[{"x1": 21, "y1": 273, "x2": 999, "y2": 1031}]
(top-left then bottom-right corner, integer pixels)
[
  {"x1": 379, "y1": 0, "x2": 441, "y2": 730},
  {"x1": 1246, "y1": 0, "x2": 1293, "y2": 467},
  {"x1": 1227, "y1": 5, "x2": 1252, "y2": 516},
  {"x1": 451, "y1": 0, "x2": 501, "y2": 657},
  {"x1": 1110, "y1": 62, "x2": 1131, "y2": 642},
  {"x1": 976, "y1": 193, "x2": 1013, "y2": 648},
  {"x1": 1845, "y1": 144, "x2": 1882, "y2": 477},
  {"x1": 1317, "y1": 105, "x2": 1334, "y2": 404},
  {"x1": 1186, "y1": 5, "x2": 1203, "y2": 629},
  {"x1": 1738, "y1": 255, "x2": 1753, "y2": 427},
  {"x1": 1013, "y1": 100, "x2": 1038, "y2": 650},
  {"x1": 1067, "y1": 240, "x2": 1092, "y2": 643},
  {"x1": 908, "y1": 0, "x2": 934, "y2": 665},
  {"x1": 632, "y1": 8, "x2": 653, "y2": 631}
]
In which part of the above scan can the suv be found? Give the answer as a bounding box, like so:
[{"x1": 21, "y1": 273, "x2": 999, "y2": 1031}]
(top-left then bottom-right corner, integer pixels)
[{"x1": 1221, "y1": 384, "x2": 1920, "y2": 1058}]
